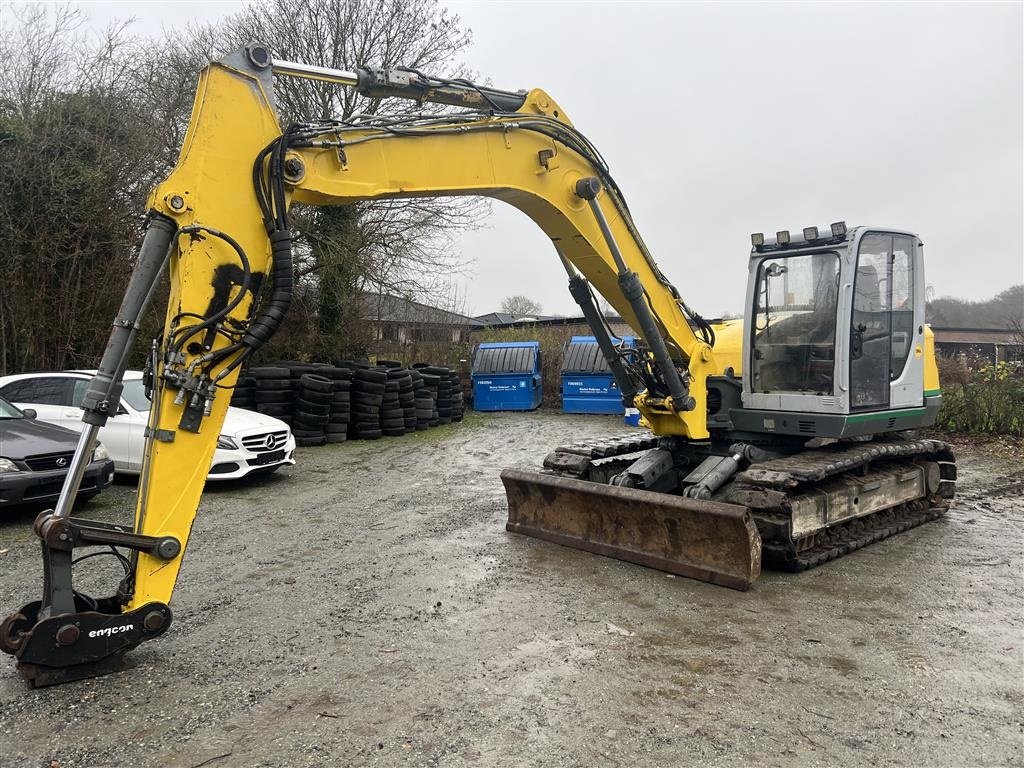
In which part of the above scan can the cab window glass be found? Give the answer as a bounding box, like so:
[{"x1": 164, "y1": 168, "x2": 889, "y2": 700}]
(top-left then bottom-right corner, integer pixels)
[
  {"x1": 850, "y1": 234, "x2": 893, "y2": 409},
  {"x1": 853, "y1": 234, "x2": 892, "y2": 317},
  {"x1": 890, "y1": 236, "x2": 915, "y2": 376},
  {"x1": 751, "y1": 251, "x2": 841, "y2": 395}
]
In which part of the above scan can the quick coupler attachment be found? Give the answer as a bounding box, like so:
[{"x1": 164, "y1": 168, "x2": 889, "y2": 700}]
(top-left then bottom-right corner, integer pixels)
[
  {"x1": 1, "y1": 598, "x2": 172, "y2": 688},
  {"x1": 0, "y1": 509, "x2": 180, "y2": 687}
]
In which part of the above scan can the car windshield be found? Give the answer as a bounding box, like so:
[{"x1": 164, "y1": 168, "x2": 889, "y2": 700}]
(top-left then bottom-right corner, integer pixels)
[
  {"x1": 0, "y1": 396, "x2": 25, "y2": 419},
  {"x1": 122, "y1": 379, "x2": 152, "y2": 412}
]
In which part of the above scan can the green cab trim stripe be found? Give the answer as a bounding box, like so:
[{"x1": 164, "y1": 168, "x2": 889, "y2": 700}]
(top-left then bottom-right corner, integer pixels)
[
  {"x1": 847, "y1": 407, "x2": 926, "y2": 424},
  {"x1": 923, "y1": 388, "x2": 941, "y2": 397}
]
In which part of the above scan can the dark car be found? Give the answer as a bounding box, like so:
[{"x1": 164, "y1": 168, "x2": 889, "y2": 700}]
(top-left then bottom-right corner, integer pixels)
[{"x1": 0, "y1": 395, "x2": 115, "y2": 510}]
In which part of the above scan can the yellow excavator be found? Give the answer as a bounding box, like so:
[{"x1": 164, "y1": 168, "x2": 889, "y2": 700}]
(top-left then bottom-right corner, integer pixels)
[{"x1": 1, "y1": 46, "x2": 955, "y2": 687}]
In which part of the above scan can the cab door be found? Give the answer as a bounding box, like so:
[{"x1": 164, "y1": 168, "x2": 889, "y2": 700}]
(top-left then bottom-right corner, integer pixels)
[{"x1": 849, "y1": 232, "x2": 922, "y2": 411}]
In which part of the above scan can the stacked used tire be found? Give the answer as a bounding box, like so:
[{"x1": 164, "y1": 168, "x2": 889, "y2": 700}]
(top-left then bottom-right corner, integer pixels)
[
  {"x1": 292, "y1": 373, "x2": 333, "y2": 446},
  {"x1": 433, "y1": 367, "x2": 455, "y2": 425},
  {"x1": 285, "y1": 362, "x2": 318, "y2": 416},
  {"x1": 381, "y1": 368, "x2": 409, "y2": 437},
  {"x1": 349, "y1": 367, "x2": 386, "y2": 440},
  {"x1": 317, "y1": 366, "x2": 352, "y2": 444},
  {"x1": 414, "y1": 365, "x2": 441, "y2": 428},
  {"x1": 397, "y1": 371, "x2": 417, "y2": 433},
  {"x1": 230, "y1": 375, "x2": 257, "y2": 410},
  {"x1": 250, "y1": 366, "x2": 292, "y2": 423},
  {"x1": 232, "y1": 359, "x2": 466, "y2": 444},
  {"x1": 411, "y1": 369, "x2": 434, "y2": 431},
  {"x1": 447, "y1": 371, "x2": 465, "y2": 422},
  {"x1": 428, "y1": 365, "x2": 467, "y2": 421}
]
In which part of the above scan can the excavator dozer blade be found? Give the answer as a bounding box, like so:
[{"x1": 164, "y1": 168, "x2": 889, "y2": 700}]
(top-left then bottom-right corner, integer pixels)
[{"x1": 502, "y1": 468, "x2": 762, "y2": 590}]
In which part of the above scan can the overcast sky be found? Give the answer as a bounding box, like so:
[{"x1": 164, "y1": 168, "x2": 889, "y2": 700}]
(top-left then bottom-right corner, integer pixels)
[{"x1": 59, "y1": 1, "x2": 1024, "y2": 317}]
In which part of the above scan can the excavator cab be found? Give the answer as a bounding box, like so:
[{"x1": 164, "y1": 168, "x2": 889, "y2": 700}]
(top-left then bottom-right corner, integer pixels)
[{"x1": 735, "y1": 223, "x2": 940, "y2": 439}]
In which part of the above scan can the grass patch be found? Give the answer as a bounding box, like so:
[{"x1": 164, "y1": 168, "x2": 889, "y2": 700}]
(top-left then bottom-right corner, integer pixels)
[{"x1": 406, "y1": 409, "x2": 492, "y2": 444}]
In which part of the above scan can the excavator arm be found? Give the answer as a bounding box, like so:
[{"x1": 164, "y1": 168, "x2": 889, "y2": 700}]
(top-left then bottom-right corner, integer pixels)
[{"x1": 1, "y1": 47, "x2": 759, "y2": 687}]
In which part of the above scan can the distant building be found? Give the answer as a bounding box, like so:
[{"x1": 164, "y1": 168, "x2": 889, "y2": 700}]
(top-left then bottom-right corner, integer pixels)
[
  {"x1": 474, "y1": 311, "x2": 562, "y2": 326},
  {"x1": 362, "y1": 293, "x2": 484, "y2": 345},
  {"x1": 931, "y1": 326, "x2": 1024, "y2": 364},
  {"x1": 469, "y1": 318, "x2": 1024, "y2": 366},
  {"x1": 472, "y1": 312, "x2": 634, "y2": 338}
]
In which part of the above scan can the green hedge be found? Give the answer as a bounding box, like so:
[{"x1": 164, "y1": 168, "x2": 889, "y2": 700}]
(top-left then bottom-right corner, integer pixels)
[{"x1": 935, "y1": 357, "x2": 1024, "y2": 436}]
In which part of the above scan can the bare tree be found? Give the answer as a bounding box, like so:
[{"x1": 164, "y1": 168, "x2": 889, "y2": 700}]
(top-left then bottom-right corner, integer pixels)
[
  {"x1": 927, "y1": 285, "x2": 1023, "y2": 327},
  {"x1": 0, "y1": 4, "x2": 167, "y2": 374},
  {"x1": 501, "y1": 295, "x2": 543, "y2": 319},
  {"x1": 0, "y1": 0, "x2": 486, "y2": 372},
  {"x1": 149, "y1": 0, "x2": 485, "y2": 358},
  {"x1": 0, "y1": 3, "x2": 82, "y2": 119}
]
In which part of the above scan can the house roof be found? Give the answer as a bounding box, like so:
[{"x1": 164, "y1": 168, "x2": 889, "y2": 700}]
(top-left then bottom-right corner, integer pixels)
[
  {"x1": 931, "y1": 327, "x2": 1023, "y2": 344},
  {"x1": 474, "y1": 312, "x2": 515, "y2": 325},
  {"x1": 474, "y1": 311, "x2": 566, "y2": 325},
  {"x1": 474, "y1": 313, "x2": 633, "y2": 330},
  {"x1": 361, "y1": 292, "x2": 484, "y2": 327}
]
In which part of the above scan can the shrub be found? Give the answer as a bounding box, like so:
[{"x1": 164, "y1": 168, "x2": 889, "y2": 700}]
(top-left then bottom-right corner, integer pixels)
[{"x1": 935, "y1": 357, "x2": 1024, "y2": 436}]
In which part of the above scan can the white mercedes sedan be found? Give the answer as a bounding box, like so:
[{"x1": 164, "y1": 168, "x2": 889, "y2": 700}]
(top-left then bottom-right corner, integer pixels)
[{"x1": 0, "y1": 370, "x2": 295, "y2": 481}]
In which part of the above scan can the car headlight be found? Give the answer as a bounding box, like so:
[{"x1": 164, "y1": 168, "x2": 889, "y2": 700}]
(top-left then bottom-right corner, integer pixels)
[
  {"x1": 217, "y1": 435, "x2": 238, "y2": 450},
  {"x1": 0, "y1": 458, "x2": 19, "y2": 474},
  {"x1": 92, "y1": 443, "x2": 110, "y2": 462}
]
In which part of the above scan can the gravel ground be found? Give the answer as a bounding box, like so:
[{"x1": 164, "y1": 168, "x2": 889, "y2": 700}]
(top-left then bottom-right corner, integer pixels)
[{"x1": 1, "y1": 411, "x2": 1021, "y2": 768}]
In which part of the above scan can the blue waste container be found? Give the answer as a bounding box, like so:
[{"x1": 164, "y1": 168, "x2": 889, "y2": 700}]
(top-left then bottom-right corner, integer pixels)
[
  {"x1": 560, "y1": 336, "x2": 635, "y2": 414},
  {"x1": 471, "y1": 342, "x2": 542, "y2": 411}
]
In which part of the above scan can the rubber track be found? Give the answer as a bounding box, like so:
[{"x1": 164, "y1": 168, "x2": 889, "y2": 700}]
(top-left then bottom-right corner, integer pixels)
[
  {"x1": 553, "y1": 432, "x2": 658, "y2": 459},
  {"x1": 739, "y1": 439, "x2": 957, "y2": 571},
  {"x1": 540, "y1": 435, "x2": 957, "y2": 575},
  {"x1": 764, "y1": 499, "x2": 947, "y2": 571},
  {"x1": 735, "y1": 438, "x2": 952, "y2": 486}
]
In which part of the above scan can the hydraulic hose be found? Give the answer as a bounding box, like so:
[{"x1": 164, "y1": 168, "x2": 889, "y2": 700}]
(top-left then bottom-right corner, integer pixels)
[{"x1": 242, "y1": 229, "x2": 293, "y2": 349}]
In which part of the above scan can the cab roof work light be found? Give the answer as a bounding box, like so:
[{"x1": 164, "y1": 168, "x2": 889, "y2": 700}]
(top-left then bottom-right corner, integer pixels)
[
  {"x1": 776, "y1": 230, "x2": 790, "y2": 245},
  {"x1": 803, "y1": 226, "x2": 819, "y2": 241},
  {"x1": 751, "y1": 232, "x2": 764, "y2": 248},
  {"x1": 831, "y1": 221, "x2": 847, "y2": 238}
]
